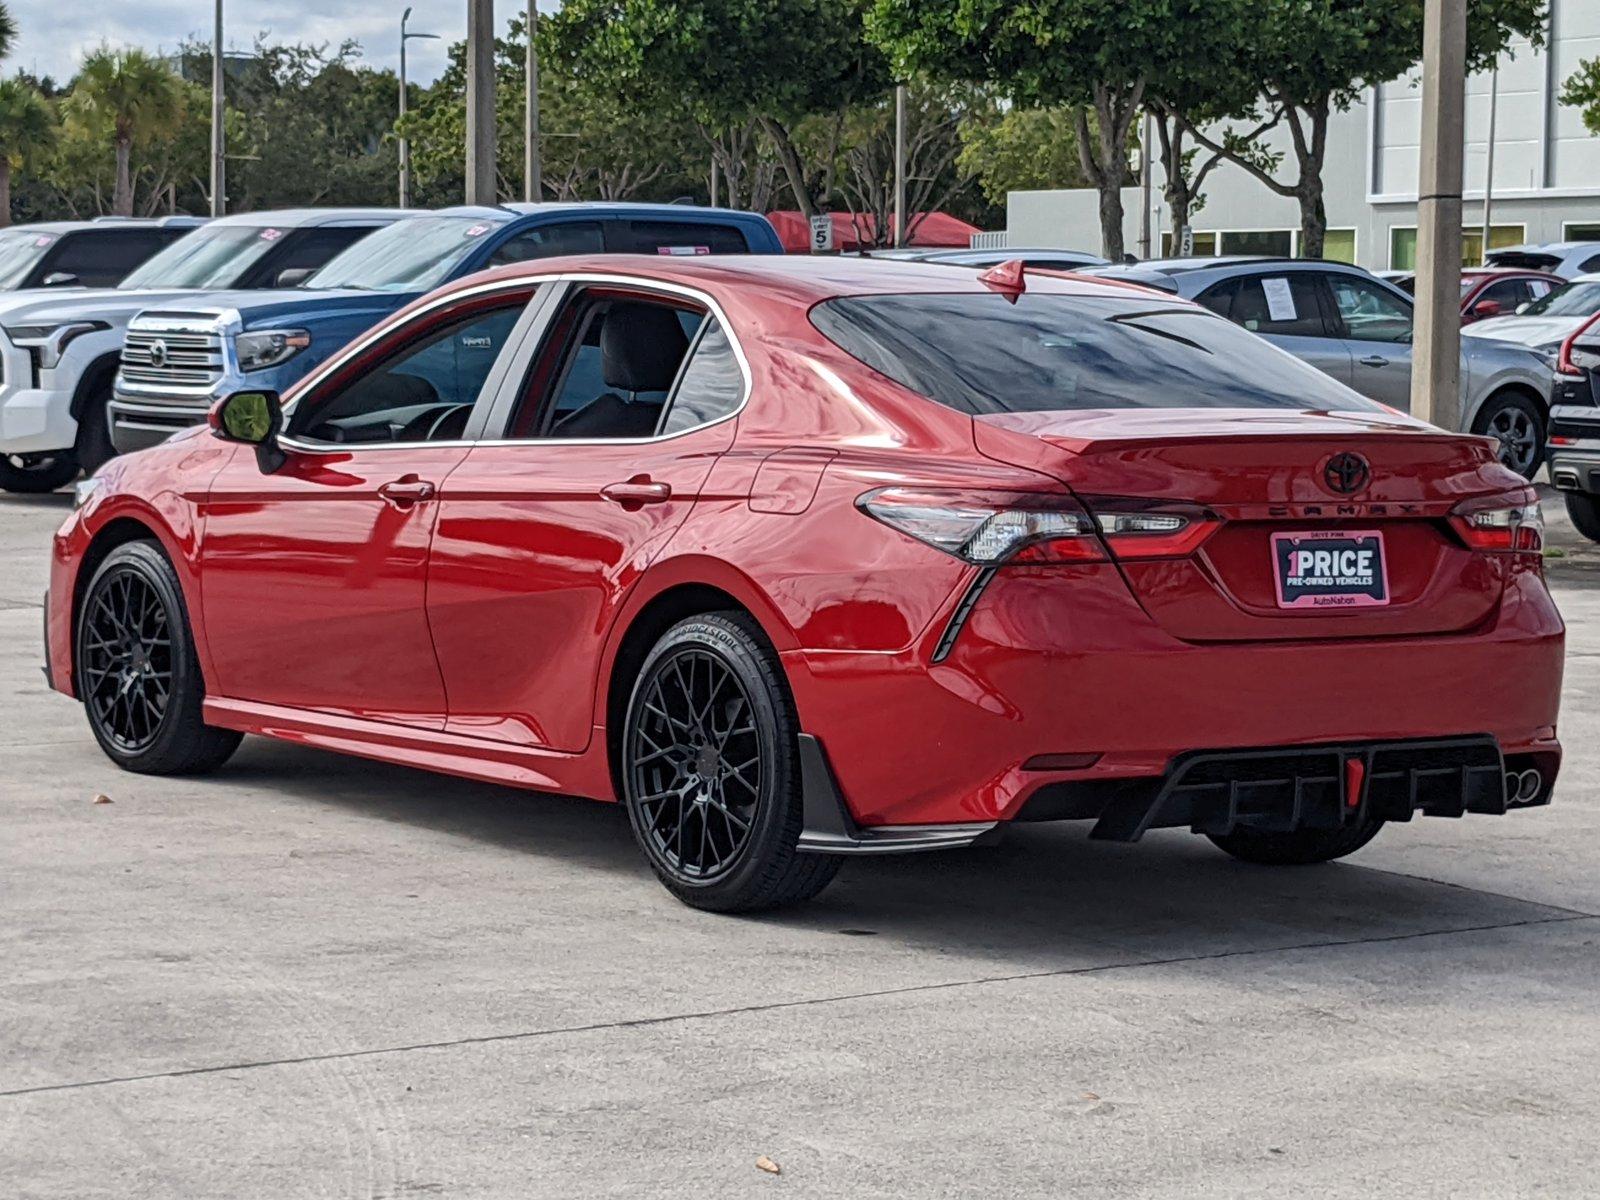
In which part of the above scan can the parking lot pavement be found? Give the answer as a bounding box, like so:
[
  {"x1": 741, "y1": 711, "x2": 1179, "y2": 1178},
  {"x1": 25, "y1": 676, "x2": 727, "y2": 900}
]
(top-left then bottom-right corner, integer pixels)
[{"x1": 2, "y1": 491, "x2": 1597, "y2": 1199}]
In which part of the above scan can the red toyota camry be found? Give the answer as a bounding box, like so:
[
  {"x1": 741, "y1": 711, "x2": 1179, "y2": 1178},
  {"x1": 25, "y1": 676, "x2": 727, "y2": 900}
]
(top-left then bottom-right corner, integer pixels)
[{"x1": 45, "y1": 256, "x2": 1563, "y2": 911}]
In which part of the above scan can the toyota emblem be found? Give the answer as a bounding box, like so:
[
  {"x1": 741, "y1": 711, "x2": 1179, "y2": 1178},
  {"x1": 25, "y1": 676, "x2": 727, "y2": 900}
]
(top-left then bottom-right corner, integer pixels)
[
  {"x1": 148, "y1": 339, "x2": 168, "y2": 368},
  {"x1": 1323, "y1": 452, "x2": 1370, "y2": 495}
]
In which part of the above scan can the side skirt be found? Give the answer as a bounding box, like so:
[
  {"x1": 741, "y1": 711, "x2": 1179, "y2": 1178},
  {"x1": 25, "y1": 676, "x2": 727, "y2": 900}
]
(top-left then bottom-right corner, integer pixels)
[{"x1": 202, "y1": 697, "x2": 613, "y2": 799}]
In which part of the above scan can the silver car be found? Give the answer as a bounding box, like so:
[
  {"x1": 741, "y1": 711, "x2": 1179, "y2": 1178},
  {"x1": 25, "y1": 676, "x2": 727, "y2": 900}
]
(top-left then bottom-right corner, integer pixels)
[{"x1": 1088, "y1": 257, "x2": 1553, "y2": 477}]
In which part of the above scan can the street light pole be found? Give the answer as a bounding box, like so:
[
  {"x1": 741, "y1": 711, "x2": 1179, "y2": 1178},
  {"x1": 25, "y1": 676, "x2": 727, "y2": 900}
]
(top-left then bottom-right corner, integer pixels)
[
  {"x1": 525, "y1": 0, "x2": 541, "y2": 202},
  {"x1": 1481, "y1": 62, "x2": 1499, "y2": 266},
  {"x1": 398, "y1": 8, "x2": 439, "y2": 208},
  {"x1": 893, "y1": 84, "x2": 906, "y2": 248},
  {"x1": 1410, "y1": 0, "x2": 1467, "y2": 431},
  {"x1": 210, "y1": 0, "x2": 225, "y2": 217},
  {"x1": 465, "y1": 0, "x2": 497, "y2": 205}
]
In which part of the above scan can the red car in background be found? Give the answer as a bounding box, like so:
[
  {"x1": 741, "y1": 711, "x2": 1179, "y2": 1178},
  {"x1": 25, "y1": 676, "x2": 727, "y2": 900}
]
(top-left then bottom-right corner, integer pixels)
[
  {"x1": 44, "y1": 257, "x2": 1564, "y2": 912},
  {"x1": 1386, "y1": 267, "x2": 1563, "y2": 322}
]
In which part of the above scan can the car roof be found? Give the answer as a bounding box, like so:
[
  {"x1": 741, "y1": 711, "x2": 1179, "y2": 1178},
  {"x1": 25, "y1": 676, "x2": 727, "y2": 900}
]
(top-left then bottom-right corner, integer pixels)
[
  {"x1": 208, "y1": 207, "x2": 415, "y2": 228},
  {"x1": 442, "y1": 253, "x2": 1182, "y2": 307},
  {"x1": 5, "y1": 217, "x2": 205, "y2": 234},
  {"x1": 427, "y1": 201, "x2": 776, "y2": 225}
]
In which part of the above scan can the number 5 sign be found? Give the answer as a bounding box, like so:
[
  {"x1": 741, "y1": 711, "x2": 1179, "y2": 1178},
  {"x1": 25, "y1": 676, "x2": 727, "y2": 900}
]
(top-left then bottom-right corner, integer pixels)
[{"x1": 809, "y1": 214, "x2": 834, "y2": 253}]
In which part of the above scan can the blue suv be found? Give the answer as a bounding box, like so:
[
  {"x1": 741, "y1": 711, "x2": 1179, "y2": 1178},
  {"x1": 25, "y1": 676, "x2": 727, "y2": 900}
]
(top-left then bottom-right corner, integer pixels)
[{"x1": 109, "y1": 203, "x2": 783, "y2": 452}]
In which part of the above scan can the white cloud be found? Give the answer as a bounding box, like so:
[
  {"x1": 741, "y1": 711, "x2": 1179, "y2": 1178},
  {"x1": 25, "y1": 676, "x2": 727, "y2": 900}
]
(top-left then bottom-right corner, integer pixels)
[{"x1": 2, "y1": 0, "x2": 537, "y2": 87}]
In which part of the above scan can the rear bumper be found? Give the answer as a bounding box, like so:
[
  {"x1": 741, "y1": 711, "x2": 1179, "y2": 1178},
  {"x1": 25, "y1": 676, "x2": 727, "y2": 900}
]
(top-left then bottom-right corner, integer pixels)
[{"x1": 783, "y1": 562, "x2": 1564, "y2": 829}]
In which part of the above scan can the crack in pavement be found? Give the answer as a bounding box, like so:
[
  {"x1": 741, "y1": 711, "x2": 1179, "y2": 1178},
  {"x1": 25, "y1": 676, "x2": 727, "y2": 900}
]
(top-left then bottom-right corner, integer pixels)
[{"x1": 3, "y1": 911, "x2": 1592, "y2": 1101}]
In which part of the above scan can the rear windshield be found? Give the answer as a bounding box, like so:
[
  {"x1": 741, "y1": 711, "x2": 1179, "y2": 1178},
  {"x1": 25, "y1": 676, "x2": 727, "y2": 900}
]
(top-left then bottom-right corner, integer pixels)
[
  {"x1": 1519, "y1": 279, "x2": 1600, "y2": 319},
  {"x1": 811, "y1": 293, "x2": 1383, "y2": 414}
]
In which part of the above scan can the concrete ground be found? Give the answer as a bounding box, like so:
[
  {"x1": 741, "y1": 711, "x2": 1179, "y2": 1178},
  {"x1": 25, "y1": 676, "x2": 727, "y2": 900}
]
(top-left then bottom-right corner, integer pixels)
[{"x1": 2, "y1": 486, "x2": 1598, "y2": 1199}]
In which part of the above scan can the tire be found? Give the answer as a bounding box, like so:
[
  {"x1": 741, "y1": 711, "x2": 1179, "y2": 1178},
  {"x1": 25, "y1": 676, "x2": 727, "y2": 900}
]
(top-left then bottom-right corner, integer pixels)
[
  {"x1": 1565, "y1": 492, "x2": 1600, "y2": 544},
  {"x1": 73, "y1": 389, "x2": 116, "y2": 475},
  {"x1": 0, "y1": 451, "x2": 78, "y2": 494},
  {"x1": 75, "y1": 540, "x2": 242, "y2": 775},
  {"x1": 1472, "y1": 391, "x2": 1545, "y2": 479},
  {"x1": 621, "y1": 611, "x2": 840, "y2": 912},
  {"x1": 1208, "y1": 817, "x2": 1384, "y2": 866}
]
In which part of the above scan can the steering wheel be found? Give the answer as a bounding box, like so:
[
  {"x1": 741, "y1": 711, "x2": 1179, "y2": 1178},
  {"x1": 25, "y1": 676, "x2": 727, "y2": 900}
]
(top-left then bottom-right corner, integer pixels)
[{"x1": 396, "y1": 403, "x2": 470, "y2": 443}]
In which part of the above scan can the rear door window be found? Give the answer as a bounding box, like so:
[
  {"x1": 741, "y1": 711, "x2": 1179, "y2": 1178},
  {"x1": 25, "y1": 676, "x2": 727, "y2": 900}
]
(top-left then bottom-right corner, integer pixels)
[
  {"x1": 810, "y1": 293, "x2": 1381, "y2": 415},
  {"x1": 1229, "y1": 274, "x2": 1329, "y2": 337},
  {"x1": 605, "y1": 221, "x2": 751, "y2": 255},
  {"x1": 659, "y1": 320, "x2": 743, "y2": 435}
]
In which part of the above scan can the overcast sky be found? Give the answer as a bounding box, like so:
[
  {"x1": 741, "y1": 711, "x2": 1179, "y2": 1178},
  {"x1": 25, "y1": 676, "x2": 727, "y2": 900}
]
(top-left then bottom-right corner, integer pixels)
[{"x1": 3, "y1": 0, "x2": 519, "y2": 87}]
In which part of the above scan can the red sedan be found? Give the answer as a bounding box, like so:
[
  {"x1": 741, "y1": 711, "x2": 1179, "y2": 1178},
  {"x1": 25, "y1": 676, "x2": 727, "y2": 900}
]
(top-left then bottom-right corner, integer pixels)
[
  {"x1": 45, "y1": 256, "x2": 1564, "y2": 911},
  {"x1": 1387, "y1": 267, "x2": 1563, "y2": 322}
]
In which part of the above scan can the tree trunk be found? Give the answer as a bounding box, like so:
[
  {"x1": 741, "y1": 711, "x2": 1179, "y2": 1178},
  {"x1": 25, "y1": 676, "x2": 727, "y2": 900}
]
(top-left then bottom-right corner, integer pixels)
[
  {"x1": 759, "y1": 116, "x2": 817, "y2": 219},
  {"x1": 112, "y1": 136, "x2": 134, "y2": 216},
  {"x1": 0, "y1": 160, "x2": 11, "y2": 229},
  {"x1": 1298, "y1": 180, "x2": 1328, "y2": 258}
]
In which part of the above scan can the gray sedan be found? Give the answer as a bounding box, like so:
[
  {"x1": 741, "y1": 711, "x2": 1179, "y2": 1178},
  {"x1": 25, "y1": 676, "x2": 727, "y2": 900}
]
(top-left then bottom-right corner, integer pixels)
[{"x1": 1088, "y1": 257, "x2": 1552, "y2": 476}]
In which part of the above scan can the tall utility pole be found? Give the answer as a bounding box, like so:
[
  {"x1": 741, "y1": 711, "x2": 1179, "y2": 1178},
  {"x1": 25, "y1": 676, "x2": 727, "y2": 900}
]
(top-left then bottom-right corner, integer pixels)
[
  {"x1": 209, "y1": 0, "x2": 225, "y2": 216},
  {"x1": 892, "y1": 84, "x2": 906, "y2": 247},
  {"x1": 1481, "y1": 63, "x2": 1499, "y2": 266},
  {"x1": 1139, "y1": 110, "x2": 1153, "y2": 260},
  {"x1": 465, "y1": 0, "x2": 497, "y2": 205},
  {"x1": 1410, "y1": 0, "x2": 1467, "y2": 429},
  {"x1": 524, "y1": 0, "x2": 541, "y2": 202},
  {"x1": 398, "y1": 9, "x2": 439, "y2": 209}
]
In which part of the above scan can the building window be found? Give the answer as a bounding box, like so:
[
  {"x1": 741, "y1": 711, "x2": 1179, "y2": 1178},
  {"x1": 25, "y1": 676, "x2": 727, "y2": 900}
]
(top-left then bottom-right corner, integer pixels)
[
  {"x1": 1390, "y1": 224, "x2": 1524, "y2": 270},
  {"x1": 1565, "y1": 223, "x2": 1600, "y2": 241},
  {"x1": 1320, "y1": 229, "x2": 1357, "y2": 264},
  {"x1": 1160, "y1": 230, "x2": 1218, "y2": 256},
  {"x1": 1219, "y1": 229, "x2": 1293, "y2": 257}
]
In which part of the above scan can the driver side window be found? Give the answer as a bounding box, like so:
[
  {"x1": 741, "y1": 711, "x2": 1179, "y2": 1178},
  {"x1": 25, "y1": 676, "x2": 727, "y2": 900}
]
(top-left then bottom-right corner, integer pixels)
[{"x1": 290, "y1": 300, "x2": 528, "y2": 445}]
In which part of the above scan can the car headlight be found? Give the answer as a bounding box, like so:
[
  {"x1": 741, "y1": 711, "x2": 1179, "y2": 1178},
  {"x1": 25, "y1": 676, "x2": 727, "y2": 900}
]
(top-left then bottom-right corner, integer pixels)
[
  {"x1": 235, "y1": 329, "x2": 311, "y2": 372},
  {"x1": 3, "y1": 321, "x2": 109, "y2": 369}
]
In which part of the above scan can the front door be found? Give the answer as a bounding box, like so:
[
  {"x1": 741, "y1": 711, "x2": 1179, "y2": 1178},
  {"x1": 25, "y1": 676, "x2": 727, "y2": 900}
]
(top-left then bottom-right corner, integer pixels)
[
  {"x1": 427, "y1": 283, "x2": 748, "y2": 753},
  {"x1": 198, "y1": 291, "x2": 535, "y2": 728},
  {"x1": 1326, "y1": 272, "x2": 1416, "y2": 410}
]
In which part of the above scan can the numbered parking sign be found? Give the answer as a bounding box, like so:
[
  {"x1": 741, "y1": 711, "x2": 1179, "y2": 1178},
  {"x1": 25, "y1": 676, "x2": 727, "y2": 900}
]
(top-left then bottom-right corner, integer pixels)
[{"x1": 809, "y1": 214, "x2": 834, "y2": 253}]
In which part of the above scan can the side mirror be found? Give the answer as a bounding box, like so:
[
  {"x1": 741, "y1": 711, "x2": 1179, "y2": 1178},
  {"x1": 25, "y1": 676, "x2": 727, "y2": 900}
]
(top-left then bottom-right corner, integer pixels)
[
  {"x1": 1473, "y1": 299, "x2": 1502, "y2": 318},
  {"x1": 208, "y1": 389, "x2": 286, "y2": 473},
  {"x1": 41, "y1": 271, "x2": 78, "y2": 287},
  {"x1": 275, "y1": 266, "x2": 316, "y2": 288}
]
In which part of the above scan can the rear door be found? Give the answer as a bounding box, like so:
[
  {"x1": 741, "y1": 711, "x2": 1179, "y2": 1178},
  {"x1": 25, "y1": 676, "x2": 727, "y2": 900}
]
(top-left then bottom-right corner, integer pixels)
[
  {"x1": 1326, "y1": 271, "x2": 1415, "y2": 409},
  {"x1": 1201, "y1": 272, "x2": 1354, "y2": 385},
  {"x1": 426, "y1": 280, "x2": 747, "y2": 752}
]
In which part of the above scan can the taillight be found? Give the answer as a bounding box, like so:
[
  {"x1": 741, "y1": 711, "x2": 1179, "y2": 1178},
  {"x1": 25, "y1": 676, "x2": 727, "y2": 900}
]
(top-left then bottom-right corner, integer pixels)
[
  {"x1": 858, "y1": 487, "x2": 1104, "y2": 564},
  {"x1": 1556, "y1": 312, "x2": 1600, "y2": 379},
  {"x1": 1449, "y1": 493, "x2": 1543, "y2": 554},
  {"x1": 858, "y1": 488, "x2": 1218, "y2": 565}
]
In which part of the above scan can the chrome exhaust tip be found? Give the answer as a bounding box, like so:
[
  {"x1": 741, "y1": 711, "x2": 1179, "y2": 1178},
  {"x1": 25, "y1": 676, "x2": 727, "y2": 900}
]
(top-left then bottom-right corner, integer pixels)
[{"x1": 1506, "y1": 768, "x2": 1543, "y2": 805}]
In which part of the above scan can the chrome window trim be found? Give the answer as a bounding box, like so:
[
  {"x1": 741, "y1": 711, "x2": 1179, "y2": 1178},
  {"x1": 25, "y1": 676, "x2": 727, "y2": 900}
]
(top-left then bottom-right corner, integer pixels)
[{"x1": 275, "y1": 270, "x2": 753, "y2": 455}]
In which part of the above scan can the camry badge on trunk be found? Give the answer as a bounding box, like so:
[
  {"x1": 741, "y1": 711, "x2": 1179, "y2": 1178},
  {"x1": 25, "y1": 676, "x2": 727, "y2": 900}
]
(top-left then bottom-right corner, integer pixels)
[{"x1": 1323, "y1": 452, "x2": 1370, "y2": 495}]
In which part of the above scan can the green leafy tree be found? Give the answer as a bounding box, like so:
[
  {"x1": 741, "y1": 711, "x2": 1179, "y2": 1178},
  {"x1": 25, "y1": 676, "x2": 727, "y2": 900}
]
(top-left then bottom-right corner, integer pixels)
[
  {"x1": 0, "y1": 77, "x2": 56, "y2": 225},
  {"x1": 547, "y1": 0, "x2": 889, "y2": 217},
  {"x1": 1561, "y1": 58, "x2": 1600, "y2": 135},
  {"x1": 1179, "y1": 0, "x2": 1547, "y2": 257},
  {"x1": 957, "y1": 106, "x2": 1091, "y2": 206},
  {"x1": 0, "y1": 3, "x2": 16, "y2": 61},
  {"x1": 62, "y1": 48, "x2": 184, "y2": 215},
  {"x1": 868, "y1": 0, "x2": 1246, "y2": 259}
]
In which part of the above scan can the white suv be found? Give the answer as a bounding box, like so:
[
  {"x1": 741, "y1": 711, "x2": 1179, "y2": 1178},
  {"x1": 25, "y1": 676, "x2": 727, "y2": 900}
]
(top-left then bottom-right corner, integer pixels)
[{"x1": 0, "y1": 208, "x2": 405, "y2": 494}]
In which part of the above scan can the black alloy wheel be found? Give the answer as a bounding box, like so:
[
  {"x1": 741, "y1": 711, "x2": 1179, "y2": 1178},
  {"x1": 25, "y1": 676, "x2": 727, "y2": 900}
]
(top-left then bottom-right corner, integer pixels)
[
  {"x1": 76, "y1": 541, "x2": 242, "y2": 774},
  {"x1": 622, "y1": 612, "x2": 839, "y2": 911},
  {"x1": 1473, "y1": 392, "x2": 1545, "y2": 479},
  {"x1": 81, "y1": 563, "x2": 173, "y2": 753}
]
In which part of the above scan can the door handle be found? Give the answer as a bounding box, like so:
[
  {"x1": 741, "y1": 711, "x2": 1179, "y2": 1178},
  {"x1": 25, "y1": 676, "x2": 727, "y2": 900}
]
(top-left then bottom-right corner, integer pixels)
[
  {"x1": 378, "y1": 475, "x2": 437, "y2": 507},
  {"x1": 1359, "y1": 355, "x2": 1390, "y2": 367},
  {"x1": 601, "y1": 477, "x2": 672, "y2": 506}
]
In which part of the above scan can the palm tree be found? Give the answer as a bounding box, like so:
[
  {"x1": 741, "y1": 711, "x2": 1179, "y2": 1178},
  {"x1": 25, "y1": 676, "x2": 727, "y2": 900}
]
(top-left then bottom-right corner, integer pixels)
[
  {"x1": 64, "y1": 48, "x2": 181, "y2": 216},
  {"x1": 0, "y1": 78, "x2": 56, "y2": 226},
  {"x1": 0, "y1": 5, "x2": 16, "y2": 63}
]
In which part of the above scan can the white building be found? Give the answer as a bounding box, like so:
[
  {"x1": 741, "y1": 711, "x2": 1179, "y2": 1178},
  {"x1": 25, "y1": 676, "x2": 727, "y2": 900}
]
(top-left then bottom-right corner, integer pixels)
[{"x1": 1004, "y1": 0, "x2": 1600, "y2": 270}]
